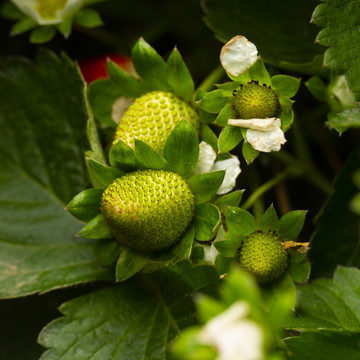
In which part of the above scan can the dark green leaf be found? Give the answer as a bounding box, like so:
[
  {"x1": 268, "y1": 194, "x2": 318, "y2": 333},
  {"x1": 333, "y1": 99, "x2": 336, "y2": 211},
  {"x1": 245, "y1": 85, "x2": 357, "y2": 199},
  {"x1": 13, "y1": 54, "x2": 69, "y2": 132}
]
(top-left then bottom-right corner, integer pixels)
[
  {"x1": 225, "y1": 207, "x2": 256, "y2": 236},
  {"x1": 86, "y1": 159, "x2": 124, "y2": 187},
  {"x1": 278, "y1": 210, "x2": 307, "y2": 240},
  {"x1": 132, "y1": 38, "x2": 168, "y2": 90},
  {"x1": 163, "y1": 120, "x2": 199, "y2": 178},
  {"x1": 74, "y1": 8, "x2": 103, "y2": 28},
  {"x1": 134, "y1": 140, "x2": 168, "y2": 170},
  {"x1": 327, "y1": 105, "x2": 360, "y2": 134},
  {"x1": 116, "y1": 248, "x2": 149, "y2": 281},
  {"x1": 187, "y1": 171, "x2": 225, "y2": 204},
  {"x1": 30, "y1": 26, "x2": 56, "y2": 44},
  {"x1": 309, "y1": 149, "x2": 360, "y2": 278},
  {"x1": 0, "y1": 51, "x2": 111, "y2": 298},
  {"x1": 271, "y1": 75, "x2": 301, "y2": 98},
  {"x1": 78, "y1": 214, "x2": 113, "y2": 239},
  {"x1": 312, "y1": 0, "x2": 360, "y2": 94},
  {"x1": 166, "y1": 47, "x2": 194, "y2": 102},
  {"x1": 197, "y1": 89, "x2": 232, "y2": 113},
  {"x1": 10, "y1": 17, "x2": 37, "y2": 36},
  {"x1": 257, "y1": 204, "x2": 279, "y2": 232},
  {"x1": 109, "y1": 140, "x2": 136, "y2": 172},
  {"x1": 218, "y1": 125, "x2": 243, "y2": 153},
  {"x1": 66, "y1": 188, "x2": 103, "y2": 222},
  {"x1": 194, "y1": 203, "x2": 221, "y2": 241}
]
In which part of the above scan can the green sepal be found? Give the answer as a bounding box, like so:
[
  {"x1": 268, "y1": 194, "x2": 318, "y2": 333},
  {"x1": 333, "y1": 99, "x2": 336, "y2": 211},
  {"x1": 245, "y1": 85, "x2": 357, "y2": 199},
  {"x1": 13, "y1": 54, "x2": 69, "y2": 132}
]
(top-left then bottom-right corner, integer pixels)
[
  {"x1": 115, "y1": 247, "x2": 149, "y2": 281},
  {"x1": 271, "y1": 75, "x2": 301, "y2": 98},
  {"x1": 163, "y1": 120, "x2": 199, "y2": 178},
  {"x1": 86, "y1": 159, "x2": 124, "y2": 187},
  {"x1": 66, "y1": 188, "x2": 104, "y2": 222},
  {"x1": 214, "y1": 254, "x2": 233, "y2": 275},
  {"x1": 214, "y1": 190, "x2": 244, "y2": 214},
  {"x1": 216, "y1": 81, "x2": 242, "y2": 91},
  {"x1": 226, "y1": 206, "x2": 257, "y2": 237},
  {"x1": 86, "y1": 116, "x2": 106, "y2": 164},
  {"x1": 215, "y1": 103, "x2": 237, "y2": 126},
  {"x1": 257, "y1": 204, "x2": 279, "y2": 232},
  {"x1": 194, "y1": 203, "x2": 221, "y2": 241},
  {"x1": 278, "y1": 210, "x2": 307, "y2": 240},
  {"x1": 74, "y1": 8, "x2": 103, "y2": 28},
  {"x1": 196, "y1": 294, "x2": 228, "y2": 324},
  {"x1": 93, "y1": 238, "x2": 123, "y2": 266},
  {"x1": 10, "y1": 17, "x2": 37, "y2": 36},
  {"x1": 242, "y1": 139, "x2": 259, "y2": 164},
  {"x1": 132, "y1": 38, "x2": 168, "y2": 91},
  {"x1": 134, "y1": 140, "x2": 168, "y2": 170},
  {"x1": 305, "y1": 76, "x2": 328, "y2": 101},
  {"x1": 1, "y1": 1, "x2": 23, "y2": 20},
  {"x1": 280, "y1": 109, "x2": 294, "y2": 132},
  {"x1": 109, "y1": 140, "x2": 136, "y2": 172},
  {"x1": 248, "y1": 58, "x2": 271, "y2": 85},
  {"x1": 213, "y1": 233, "x2": 243, "y2": 257},
  {"x1": 30, "y1": 26, "x2": 56, "y2": 44},
  {"x1": 218, "y1": 125, "x2": 243, "y2": 153},
  {"x1": 197, "y1": 89, "x2": 232, "y2": 113},
  {"x1": 57, "y1": 17, "x2": 73, "y2": 38},
  {"x1": 288, "y1": 257, "x2": 311, "y2": 284},
  {"x1": 78, "y1": 214, "x2": 113, "y2": 239},
  {"x1": 187, "y1": 171, "x2": 225, "y2": 204},
  {"x1": 172, "y1": 226, "x2": 195, "y2": 259},
  {"x1": 201, "y1": 124, "x2": 218, "y2": 153},
  {"x1": 166, "y1": 47, "x2": 194, "y2": 102},
  {"x1": 199, "y1": 108, "x2": 216, "y2": 124}
]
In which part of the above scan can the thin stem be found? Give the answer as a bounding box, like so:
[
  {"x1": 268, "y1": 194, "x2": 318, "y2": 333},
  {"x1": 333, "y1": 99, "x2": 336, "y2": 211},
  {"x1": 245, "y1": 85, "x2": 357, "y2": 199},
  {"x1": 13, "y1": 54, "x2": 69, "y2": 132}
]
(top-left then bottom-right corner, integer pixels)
[
  {"x1": 242, "y1": 170, "x2": 293, "y2": 211},
  {"x1": 195, "y1": 65, "x2": 225, "y2": 94}
]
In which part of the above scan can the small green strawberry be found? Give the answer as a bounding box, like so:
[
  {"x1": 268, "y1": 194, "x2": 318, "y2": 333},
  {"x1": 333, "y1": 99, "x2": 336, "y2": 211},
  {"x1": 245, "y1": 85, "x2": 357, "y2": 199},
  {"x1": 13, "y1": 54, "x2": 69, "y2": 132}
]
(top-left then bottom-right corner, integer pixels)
[
  {"x1": 238, "y1": 230, "x2": 288, "y2": 284},
  {"x1": 100, "y1": 169, "x2": 195, "y2": 251},
  {"x1": 233, "y1": 80, "x2": 280, "y2": 119},
  {"x1": 113, "y1": 91, "x2": 200, "y2": 153}
]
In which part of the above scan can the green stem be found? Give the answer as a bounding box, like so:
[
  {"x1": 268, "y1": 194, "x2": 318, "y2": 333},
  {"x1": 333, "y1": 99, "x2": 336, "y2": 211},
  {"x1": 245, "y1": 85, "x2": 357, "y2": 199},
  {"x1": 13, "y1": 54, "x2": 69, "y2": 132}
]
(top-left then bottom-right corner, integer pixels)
[
  {"x1": 195, "y1": 65, "x2": 225, "y2": 94},
  {"x1": 242, "y1": 170, "x2": 293, "y2": 211}
]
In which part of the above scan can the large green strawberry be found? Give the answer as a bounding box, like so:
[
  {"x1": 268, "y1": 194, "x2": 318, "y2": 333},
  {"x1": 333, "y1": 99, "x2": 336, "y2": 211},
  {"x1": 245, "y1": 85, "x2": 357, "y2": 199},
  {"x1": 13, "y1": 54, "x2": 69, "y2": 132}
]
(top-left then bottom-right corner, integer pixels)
[{"x1": 113, "y1": 91, "x2": 199, "y2": 153}]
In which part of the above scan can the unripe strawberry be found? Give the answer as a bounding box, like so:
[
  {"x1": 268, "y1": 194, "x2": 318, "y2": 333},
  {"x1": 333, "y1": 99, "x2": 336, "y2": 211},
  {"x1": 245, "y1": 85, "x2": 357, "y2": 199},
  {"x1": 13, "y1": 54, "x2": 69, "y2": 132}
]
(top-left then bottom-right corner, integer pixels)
[
  {"x1": 113, "y1": 91, "x2": 199, "y2": 153},
  {"x1": 233, "y1": 80, "x2": 280, "y2": 119},
  {"x1": 238, "y1": 230, "x2": 288, "y2": 284},
  {"x1": 100, "y1": 169, "x2": 195, "y2": 251}
]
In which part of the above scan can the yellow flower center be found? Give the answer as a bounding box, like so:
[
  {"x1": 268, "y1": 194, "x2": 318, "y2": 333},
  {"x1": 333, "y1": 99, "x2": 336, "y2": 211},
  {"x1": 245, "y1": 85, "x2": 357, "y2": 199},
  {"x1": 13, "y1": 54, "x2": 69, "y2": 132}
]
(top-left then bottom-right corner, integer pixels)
[{"x1": 35, "y1": 0, "x2": 67, "y2": 19}]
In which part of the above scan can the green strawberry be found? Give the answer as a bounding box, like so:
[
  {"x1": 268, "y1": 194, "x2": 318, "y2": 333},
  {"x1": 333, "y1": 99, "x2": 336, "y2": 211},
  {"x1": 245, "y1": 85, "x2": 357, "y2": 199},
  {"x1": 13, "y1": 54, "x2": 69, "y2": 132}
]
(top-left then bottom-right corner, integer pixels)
[
  {"x1": 100, "y1": 169, "x2": 195, "y2": 251},
  {"x1": 233, "y1": 80, "x2": 280, "y2": 119},
  {"x1": 113, "y1": 91, "x2": 199, "y2": 153},
  {"x1": 238, "y1": 230, "x2": 288, "y2": 284}
]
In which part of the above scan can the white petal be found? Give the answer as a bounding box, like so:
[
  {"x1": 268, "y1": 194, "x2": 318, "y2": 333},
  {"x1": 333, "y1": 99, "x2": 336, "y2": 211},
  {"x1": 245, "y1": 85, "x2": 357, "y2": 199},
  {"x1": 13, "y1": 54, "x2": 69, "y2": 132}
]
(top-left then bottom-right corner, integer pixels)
[
  {"x1": 220, "y1": 36, "x2": 258, "y2": 77},
  {"x1": 112, "y1": 97, "x2": 134, "y2": 124},
  {"x1": 192, "y1": 141, "x2": 217, "y2": 174},
  {"x1": 246, "y1": 126, "x2": 286, "y2": 152},
  {"x1": 228, "y1": 117, "x2": 278, "y2": 131},
  {"x1": 211, "y1": 156, "x2": 241, "y2": 195}
]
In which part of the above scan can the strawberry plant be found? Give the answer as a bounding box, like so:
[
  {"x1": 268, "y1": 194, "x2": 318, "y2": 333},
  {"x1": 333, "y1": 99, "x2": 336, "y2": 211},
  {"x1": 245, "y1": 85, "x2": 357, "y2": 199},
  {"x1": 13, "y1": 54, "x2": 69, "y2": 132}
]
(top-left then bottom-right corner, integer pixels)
[{"x1": 1, "y1": 0, "x2": 360, "y2": 360}]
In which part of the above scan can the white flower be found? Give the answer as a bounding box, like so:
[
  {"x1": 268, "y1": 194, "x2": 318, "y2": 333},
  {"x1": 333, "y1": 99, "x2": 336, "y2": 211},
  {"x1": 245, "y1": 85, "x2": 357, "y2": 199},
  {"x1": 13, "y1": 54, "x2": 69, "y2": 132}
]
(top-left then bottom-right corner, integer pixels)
[
  {"x1": 228, "y1": 118, "x2": 286, "y2": 152},
  {"x1": 220, "y1": 36, "x2": 259, "y2": 77},
  {"x1": 11, "y1": 0, "x2": 87, "y2": 25},
  {"x1": 192, "y1": 142, "x2": 241, "y2": 194},
  {"x1": 199, "y1": 301, "x2": 264, "y2": 360}
]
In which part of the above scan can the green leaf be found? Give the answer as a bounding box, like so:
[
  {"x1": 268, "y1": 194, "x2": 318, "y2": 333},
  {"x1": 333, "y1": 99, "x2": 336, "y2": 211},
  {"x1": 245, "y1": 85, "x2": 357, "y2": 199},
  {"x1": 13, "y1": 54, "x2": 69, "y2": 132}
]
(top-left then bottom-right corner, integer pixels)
[
  {"x1": 288, "y1": 258, "x2": 311, "y2": 284},
  {"x1": 225, "y1": 207, "x2": 256, "y2": 237},
  {"x1": 74, "y1": 8, "x2": 103, "y2": 28},
  {"x1": 203, "y1": 0, "x2": 323, "y2": 69},
  {"x1": 214, "y1": 190, "x2": 244, "y2": 214},
  {"x1": 86, "y1": 159, "x2": 124, "y2": 187},
  {"x1": 78, "y1": 214, "x2": 113, "y2": 239},
  {"x1": 278, "y1": 210, "x2": 307, "y2": 240},
  {"x1": 163, "y1": 120, "x2": 199, "y2": 178},
  {"x1": 93, "y1": 239, "x2": 123, "y2": 265},
  {"x1": 166, "y1": 47, "x2": 195, "y2": 102},
  {"x1": 116, "y1": 247, "x2": 149, "y2": 281},
  {"x1": 327, "y1": 105, "x2": 360, "y2": 134},
  {"x1": 10, "y1": 17, "x2": 37, "y2": 36},
  {"x1": 218, "y1": 125, "x2": 243, "y2": 153},
  {"x1": 305, "y1": 76, "x2": 329, "y2": 101},
  {"x1": 132, "y1": 38, "x2": 168, "y2": 90},
  {"x1": 310, "y1": 149, "x2": 360, "y2": 278},
  {"x1": 197, "y1": 89, "x2": 232, "y2": 113},
  {"x1": 109, "y1": 140, "x2": 136, "y2": 172},
  {"x1": 0, "y1": 51, "x2": 111, "y2": 298},
  {"x1": 57, "y1": 17, "x2": 73, "y2": 38},
  {"x1": 248, "y1": 59, "x2": 271, "y2": 84},
  {"x1": 285, "y1": 330, "x2": 360, "y2": 360},
  {"x1": 271, "y1": 75, "x2": 301, "y2": 98},
  {"x1": 312, "y1": 0, "x2": 360, "y2": 94},
  {"x1": 242, "y1": 140, "x2": 259, "y2": 164},
  {"x1": 187, "y1": 171, "x2": 225, "y2": 204},
  {"x1": 39, "y1": 260, "x2": 219, "y2": 359},
  {"x1": 194, "y1": 203, "x2": 221, "y2": 241},
  {"x1": 134, "y1": 140, "x2": 168, "y2": 170},
  {"x1": 257, "y1": 204, "x2": 279, "y2": 232},
  {"x1": 30, "y1": 26, "x2": 57, "y2": 44},
  {"x1": 66, "y1": 188, "x2": 103, "y2": 222},
  {"x1": 215, "y1": 102, "x2": 237, "y2": 126},
  {"x1": 1, "y1": 1, "x2": 23, "y2": 20}
]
